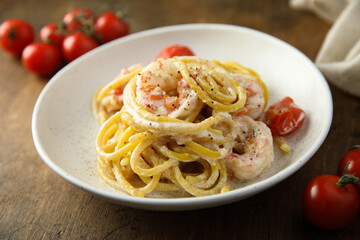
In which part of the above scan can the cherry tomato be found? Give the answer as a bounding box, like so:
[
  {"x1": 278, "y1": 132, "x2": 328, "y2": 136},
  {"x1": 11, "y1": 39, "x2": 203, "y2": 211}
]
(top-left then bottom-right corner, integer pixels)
[
  {"x1": 22, "y1": 43, "x2": 62, "y2": 76},
  {"x1": 94, "y1": 11, "x2": 129, "y2": 43},
  {"x1": 39, "y1": 22, "x2": 65, "y2": 47},
  {"x1": 264, "y1": 96, "x2": 305, "y2": 136},
  {"x1": 63, "y1": 8, "x2": 93, "y2": 32},
  {"x1": 0, "y1": 19, "x2": 34, "y2": 56},
  {"x1": 156, "y1": 44, "x2": 195, "y2": 59},
  {"x1": 62, "y1": 32, "x2": 98, "y2": 62},
  {"x1": 302, "y1": 175, "x2": 359, "y2": 230},
  {"x1": 338, "y1": 146, "x2": 360, "y2": 178}
]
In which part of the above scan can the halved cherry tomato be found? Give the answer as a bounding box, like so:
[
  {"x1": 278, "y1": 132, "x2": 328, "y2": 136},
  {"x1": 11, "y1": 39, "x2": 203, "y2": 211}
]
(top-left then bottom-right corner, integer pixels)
[
  {"x1": 156, "y1": 44, "x2": 195, "y2": 59},
  {"x1": 0, "y1": 19, "x2": 34, "y2": 56},
  {"x1": 63, "y1": 8, "x2": 93, "y2": 32},
  {"x1": 94, "y1": 11, "x2": 129, "y2": 43},
  {"x1": 302, "y1": 174, "x2": 359, "y2": 230},
  {"x1": 338, "y1": 146, "x2": 360, "y2": 178},
  {"x1": 22, "y1": 42, "x2": 62, "y2": 76},
  {"x1": 264, "y1": 96, "x2": 305, "y2": 136},
  {"x1": 39, "y1": 22, "x2": 65, "y2": 47},
  {"x1": 61, "y1": 32, "x2": 98, "y2": 62}
]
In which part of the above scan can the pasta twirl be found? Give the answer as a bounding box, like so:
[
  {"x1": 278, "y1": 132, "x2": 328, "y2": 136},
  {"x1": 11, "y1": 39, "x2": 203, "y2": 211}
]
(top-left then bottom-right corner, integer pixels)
[{"x1": 93, "y1": 56, "x2": 274, "y2": 197}]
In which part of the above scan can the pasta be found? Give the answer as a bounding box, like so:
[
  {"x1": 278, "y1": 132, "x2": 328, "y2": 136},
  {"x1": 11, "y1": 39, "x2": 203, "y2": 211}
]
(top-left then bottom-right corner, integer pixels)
[{"x1": 93, "y1": 56, "x2": 274, "y2": 197}]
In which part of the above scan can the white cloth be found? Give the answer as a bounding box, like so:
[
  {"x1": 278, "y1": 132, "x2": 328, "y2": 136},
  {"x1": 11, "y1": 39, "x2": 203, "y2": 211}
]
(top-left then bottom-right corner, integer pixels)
[{"x1": 290, "y1": 0, "x2": 360, "y2": 97}]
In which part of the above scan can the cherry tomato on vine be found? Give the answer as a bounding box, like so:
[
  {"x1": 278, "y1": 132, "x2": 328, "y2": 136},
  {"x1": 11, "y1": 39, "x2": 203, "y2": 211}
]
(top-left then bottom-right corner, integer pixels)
[
  {"x1": 264, "y1": 97, "x2": 305, "y2": 136},
  {"x1": 39, "y1": 22, "x2": 65, "y2": 47},
  {"x1": 63, "y1": 8, "x2": 93, "y2": 32},
  {"x1": 0, "y1": 19, "x2": 34, "y2": 56},
  {"x1": 94, "y1": 11, "x2": 129, "y2": 43},
  {"x1": 22, "y1": 43, "x2": 62, "y2": 76},
  {"x1": 301, "y1": 174, "x2": 359, "y2": 230},
  {"x1": 338, "y1": 146, "x2": 360, "y2": 178},
  {"x1": 62, "y1": 32, "x2": 98, "y2": 62},
  {"x1": 156, "y1": 44, "x2": 195, "y2": 59}
]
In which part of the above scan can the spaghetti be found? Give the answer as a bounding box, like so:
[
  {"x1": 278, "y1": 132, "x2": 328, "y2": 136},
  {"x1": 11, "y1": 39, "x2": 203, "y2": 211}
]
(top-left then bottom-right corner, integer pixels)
[{"x1": 93, "y1": 56, "x2": 274, "y2": 197}]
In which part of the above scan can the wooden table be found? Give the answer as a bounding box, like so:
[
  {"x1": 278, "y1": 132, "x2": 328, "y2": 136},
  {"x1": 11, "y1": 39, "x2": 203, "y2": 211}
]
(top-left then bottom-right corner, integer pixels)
[{"x1": 1, "y1": 0, "x2": 359, "y2": 239}]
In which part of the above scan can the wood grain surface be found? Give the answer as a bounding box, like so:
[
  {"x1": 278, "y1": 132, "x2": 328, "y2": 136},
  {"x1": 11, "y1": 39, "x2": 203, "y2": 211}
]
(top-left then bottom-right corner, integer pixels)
[{"x1": 1, "y1": 0, "x2": 359, "y2": 239}]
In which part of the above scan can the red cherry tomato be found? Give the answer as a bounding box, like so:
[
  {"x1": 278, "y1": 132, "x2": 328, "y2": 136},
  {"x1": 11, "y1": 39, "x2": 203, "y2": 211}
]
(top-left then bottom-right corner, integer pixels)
[
  {"x1": 39, "y1": 22, "x2": 65, "y2": 47},
  {"x1": 94, "y1": 11, "x2": 129, "y2": 43},
  {"x1": 63, "y1": 8, "x2": 93, "y2": 32},
  {"x1": 264, "y1": 96, "x2": 305, "y2": 136},
  {"x1": 62, "y1": 32, "x2": 98, "y2": 62},
  {"x1": 301, "y1": 175, "x2": 359, "y2": 230},
  {"x1": 156, "y1": 44, "x2": 195, "y2": 59},
  {"x1": 0, "y1": 19, "x2": 34, "y2": 56},
  {"x1": 338, "y1": 146, "x2": 360, "y2": 178},
  {"x1": 22, "y1": 43, "x2": 62, "y2": 76}
]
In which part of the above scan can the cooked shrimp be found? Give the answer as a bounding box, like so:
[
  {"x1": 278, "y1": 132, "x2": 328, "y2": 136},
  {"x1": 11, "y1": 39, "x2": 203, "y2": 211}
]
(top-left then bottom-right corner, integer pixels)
[
  {"x1": 98, "y1": 64, "x2": 142, "y2": 117},
  {"x1": 99, "y1": 91, "x2": 123, "y2": 116},
  {"x1": 224, "y1": 115, "x2": 274, "y2": 180},
  {"x1": 136, "y1": 59, "x2": 201, "y2": 119},
  {"x1": 232, "y1": 73, "x2": 265, "y2": 120}
]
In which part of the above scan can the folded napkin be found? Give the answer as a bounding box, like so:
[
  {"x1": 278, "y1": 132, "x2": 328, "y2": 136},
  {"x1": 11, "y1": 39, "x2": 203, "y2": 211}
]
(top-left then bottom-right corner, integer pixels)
[{"x1": 290, "y1": 0, "x2": 360, "y2": 97}]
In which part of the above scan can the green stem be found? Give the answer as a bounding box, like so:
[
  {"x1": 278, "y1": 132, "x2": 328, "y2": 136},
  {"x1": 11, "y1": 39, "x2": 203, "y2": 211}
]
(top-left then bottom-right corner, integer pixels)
[
  {"x1": 336, "y1": 162, "x2": 360, "y2": 188},
  {"x1": 350, "y1": 145, "x2": 360, "y2": 151},
  {"x1": 9, "y1": 27, "x2": 17, "y2": 39}
]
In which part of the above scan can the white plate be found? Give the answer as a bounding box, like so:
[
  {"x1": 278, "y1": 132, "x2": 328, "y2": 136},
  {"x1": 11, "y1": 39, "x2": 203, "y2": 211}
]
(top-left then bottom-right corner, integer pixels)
[{"x1": 32, "y1": 24, "x2": 332, "y2": 211}]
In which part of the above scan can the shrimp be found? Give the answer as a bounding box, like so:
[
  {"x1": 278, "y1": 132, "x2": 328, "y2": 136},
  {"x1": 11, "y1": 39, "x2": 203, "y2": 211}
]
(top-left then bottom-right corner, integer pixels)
[
  {"x1": 224, "y1": 115, "x2": 274, "y2": 180},
  {"x1": 232, "y1": 73, "x2": 265, "y2": 120},
  {"x1": 136, "y1": 59, "x2": 201, "y2": 120},
  {"x1": 98, "y1": 64, "x2": 142, "y2": 117}
]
